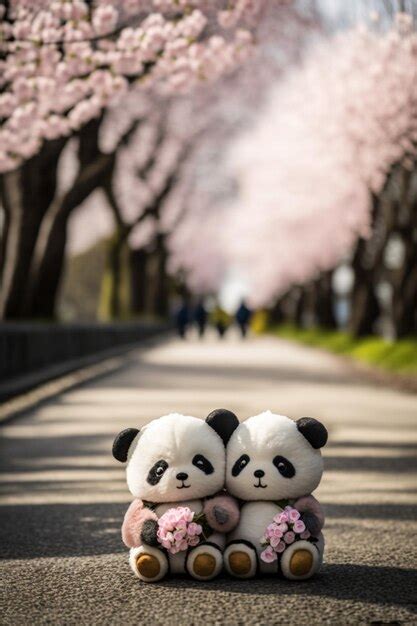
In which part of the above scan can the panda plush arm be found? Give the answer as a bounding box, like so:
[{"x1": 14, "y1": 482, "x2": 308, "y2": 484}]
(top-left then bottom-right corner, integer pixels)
[
  {"x1": 293, "y1": 494, "x2": 325, "y2": 537},
  {"x1": 121, "y1": 499, "x2": 159, "y2": 548},
  {"x1": 203, "y1": 492, "x2": 240, "y2": 533}
]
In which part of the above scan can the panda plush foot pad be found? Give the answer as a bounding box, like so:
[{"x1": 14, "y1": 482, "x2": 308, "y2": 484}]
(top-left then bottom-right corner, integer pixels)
[
  {"x1": 129, "y1": 546, "x2": 168, "y2": 583},
  {"x1": 224, "y1": 543, "x2": 257, "y2": 579},
  {"x1": 187, "y1": 544, "x2": 223, "y2": 581},
  {"x1": 280, "y1": 541, "x2": 320, "y2": 580}
]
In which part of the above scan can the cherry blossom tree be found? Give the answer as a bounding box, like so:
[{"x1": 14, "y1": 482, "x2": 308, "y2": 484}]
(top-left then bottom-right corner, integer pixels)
[
  {"x1": 180, "y1": 13, "x2": 417, "y2": 336},
  {"x1": 0, "y1": 0, "x2": 269, "y2": 319},
  {"x1": 63, "y1": 0, "x2": 313, "y2": 320},
  {"x1": 0, "y1": 0, "x2": 261, "y2": 172}
]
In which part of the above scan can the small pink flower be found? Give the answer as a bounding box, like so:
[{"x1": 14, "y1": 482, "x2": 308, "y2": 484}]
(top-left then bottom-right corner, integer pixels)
[
  {"x1": 289, "y1": 508, "x2": 301, "y2": 522},
  {"x1": 275, "y1": 540, "x2": 286, "y2": 553},
  {"x1": 266, "y1": 523, "x2": 276, "y2": 537},
  {"x1": 261, "y1": 546, "x2": 277, "y2": 563},
  {"x1": 300, "y1": 530, "x2": 311, "y2": 540},
  {"x1": 284, "y1": 531, "x2": 295, "y2": 544},
  {"x1": 270, "y1": 535, "x2": 282, "y2": 548},
  {"x1": 277, "y1": 523, "x2": 288, "y2": 533},
  {"x1": 173, "y1": 530, "x2": 185, "y2": 541},
  {"x1": 272, "y1": 527, "x2": 283, "y2": 539},
  {"x1": 165, "y1": 511, "x2": 177, "y2": 526},
  {"x1": 189, "y1": 536, "x2": 200, "y2": 547},
  {"x1": 276, "y1": 512, "x2": 289, "y2": 524},
  {"x1": 187, "y1": 522, "x2": 202, "y2": 537},
  {"x1": 293, "y1": 520, "x2": 306, "y2": 534}
]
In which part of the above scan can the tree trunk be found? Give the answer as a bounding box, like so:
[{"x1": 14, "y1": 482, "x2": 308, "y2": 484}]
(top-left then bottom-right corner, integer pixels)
[
  {"x1": 26, "y1": 120, "x2": 115, "y2": 319},
  {"x1": 348, "y1": 239, "x2": 380, "y2": 337},
  {"x1": 25, "y1": 211, "x2": 68, "y2": 319},
  {"x1": 269, "y1": 296, "x2": 286, "y2": 325},
  {"x1": 129, "y1": 248, "x2": 149, "y2": 315},
  {"x1": 392, "y1": 211, "x2": 417, "y2": 338},
  {"x1": 0, "y1": 139, "x2": 66, "y2": 319},
  {"x1": 294, "y1": 286, "x2": 307, "y2": 328},
  {"x1": 312, "y1": 270, "x2": 336, "y2": 329},
  {"x1": 98, "y1": 229, "x2": 130, "y2": 320},
  {"x1": 394, "y1": 263, "x2": 417, "y2": 337},
  {"x1": 146, "y1": 235, "x2": 169, "y2": 318}
]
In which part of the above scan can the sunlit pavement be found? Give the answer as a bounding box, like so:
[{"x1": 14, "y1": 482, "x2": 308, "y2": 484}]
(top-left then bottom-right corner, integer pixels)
[{"x1": 1, "y1": 331, "x2": 417, "y2": 624}]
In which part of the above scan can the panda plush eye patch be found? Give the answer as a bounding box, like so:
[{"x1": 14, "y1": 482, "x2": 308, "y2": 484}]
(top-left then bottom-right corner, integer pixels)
[
  {"x1": 232, "y1": 454, "x2": 250, "y2": 476},
  {"x1": 192, "y1": 454, "x2": 214, "y2": 475},
  {"x1": 273, "y1": 455, "x2": 295, "y2": 478},
  {"x1": 147, "y1": 459, "x2": 169, "y2": 485}
]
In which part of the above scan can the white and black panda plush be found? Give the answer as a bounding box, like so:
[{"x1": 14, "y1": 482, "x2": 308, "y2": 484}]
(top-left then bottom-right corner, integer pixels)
[
  {"x1": 113, "y1": 409, "x2": 240, "y2": 583},
  {"x1": 224, "y1": 411, "x2": 328, "y2": 581}
]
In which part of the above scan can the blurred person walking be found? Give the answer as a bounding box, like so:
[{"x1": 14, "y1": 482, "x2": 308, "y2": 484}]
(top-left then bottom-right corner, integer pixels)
[
  {"x1": 175, "y1": 299, "x2": 190, "y2": 339},
  {"x1": 236, "y1": 299, "x2": 252, "y2": 338},
  {"x1": 211, "y1": 304, "x2": 231, "y2": 339},
  {"x1": 194, "y1": 299, "x2": 208, "y2": 338}
]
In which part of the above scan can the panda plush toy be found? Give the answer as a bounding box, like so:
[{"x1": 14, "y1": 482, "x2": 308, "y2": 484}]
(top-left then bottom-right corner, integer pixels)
[
  {"x1": 224, "y1": 411, "x2": 327, "y2": 581},
  {"x1": 113, "y1": 409, "x2": 240, "y2": 582}
]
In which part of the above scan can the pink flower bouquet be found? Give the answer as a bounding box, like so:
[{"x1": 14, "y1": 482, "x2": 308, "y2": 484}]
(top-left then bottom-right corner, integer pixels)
[
  {"x1": 157, "y1": 506, "x2": 203, "y2": 554},
  {"x1": 260, "y1": 505, "x2": 311, "y2": 563}
]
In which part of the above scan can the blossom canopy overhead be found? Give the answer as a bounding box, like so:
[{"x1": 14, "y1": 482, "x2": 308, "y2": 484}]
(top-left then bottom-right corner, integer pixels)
[
  {"x1": 185, "y1": 16, "x2": 417, "y2": 306},
  {"x1": 0, "y1": 0, "x2": 270, "y2": 172}
]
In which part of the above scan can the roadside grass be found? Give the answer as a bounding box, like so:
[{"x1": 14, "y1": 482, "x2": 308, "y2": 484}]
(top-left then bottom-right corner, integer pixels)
[{"x1": 270, "y1": 324, "x2": 417, "y2": 375}]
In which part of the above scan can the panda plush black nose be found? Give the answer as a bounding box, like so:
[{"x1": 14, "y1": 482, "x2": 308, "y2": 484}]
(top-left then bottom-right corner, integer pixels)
[
  {"x1": 176, "y1": 472, "x2": 188, "y2": 481},
  {"x1": 254, "y1": 469, "x2": 265, "y2": 478}
]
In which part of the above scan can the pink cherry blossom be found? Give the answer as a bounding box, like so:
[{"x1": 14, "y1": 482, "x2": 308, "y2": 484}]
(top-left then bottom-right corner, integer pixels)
[
  {"x1": 270, "y1": 535, "x2": 282, "y2": 548},
  {"x1": 0, "y1": 0, "x2": 276, "y2": 173},
  {"x1": 293, "y1": 520, "x2": 306, "y2": 534},
  {"x1": 187, "y1": 522, "x2": 202, "y2": 537},
  {"x1": 284, "y1": 531, "x2": 295, "y2": 545},
  {"x1": 260, "y1": 546, "x2": 277, "y2": 563},
  {"x1": 274, "y1": 512, "x2": 289, "y2": 524},
  {"x1": 275, "y1": 541, "x2": 286, "y2": 554},
  {"x1": 289, "y1": 509, "x2": 301, "y2": 523}
]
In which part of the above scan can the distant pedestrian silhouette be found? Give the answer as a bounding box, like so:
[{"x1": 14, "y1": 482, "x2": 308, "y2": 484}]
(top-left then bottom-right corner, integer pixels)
[
  {"x1": 236, "y1": 300, "x2": 252, "y2": 338},
  {"x1": 194, "y1": 300, "x2": 208, "y2": 338},
  {"x1": 175, "y1": 299, "x2": 190, "y2": 339},
  {"x1": 211, "y1": 305, "x2": 230, "y2": 339}
]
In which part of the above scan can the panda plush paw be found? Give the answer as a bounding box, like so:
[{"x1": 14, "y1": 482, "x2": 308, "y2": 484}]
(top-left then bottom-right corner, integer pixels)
[
  {"x1": 129, "y1": 545, "x2": 169, "y2": 583},
  {"x1": 224, "y1": 542, "x2": 257, "y2": 579},
  {"x1": 186, "y1": 543, "x2": 223, "y2": 581},
  {"x1": 280, "y1": 540, "x2": 320, "y2": 581}
]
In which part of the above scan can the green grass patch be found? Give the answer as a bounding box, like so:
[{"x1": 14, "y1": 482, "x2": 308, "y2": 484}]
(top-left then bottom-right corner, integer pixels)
[{"x1": 271, "y1": 324, "x2": 417, "y2": 375}]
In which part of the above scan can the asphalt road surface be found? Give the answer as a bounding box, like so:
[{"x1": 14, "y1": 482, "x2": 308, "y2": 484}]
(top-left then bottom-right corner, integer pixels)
[{"x1": 1, "y1": 332, "x2": 417, "y2": 624}]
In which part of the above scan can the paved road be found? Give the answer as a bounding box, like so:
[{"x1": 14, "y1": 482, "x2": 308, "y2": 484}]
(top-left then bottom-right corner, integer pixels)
[{"x1": 1, "y1": 332, "x2": 417, "y2": 624}]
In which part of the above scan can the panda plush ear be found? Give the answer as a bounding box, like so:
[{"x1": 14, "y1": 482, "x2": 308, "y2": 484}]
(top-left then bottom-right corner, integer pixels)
[
  {"x1": 296, "y1": 417, "x2": 328, "y2": 449},
  {"x1": 112, "y1": 428, "x2": 139, "y2": 462},
  {"x1": 206, "y1": 408, "x2": 239, "y2": 446}
]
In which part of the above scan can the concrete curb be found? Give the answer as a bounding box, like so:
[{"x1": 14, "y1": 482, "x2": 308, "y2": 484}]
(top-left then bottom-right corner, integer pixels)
[{"x1": 0, "y1": 333, "x2": 171, "y2": 425}]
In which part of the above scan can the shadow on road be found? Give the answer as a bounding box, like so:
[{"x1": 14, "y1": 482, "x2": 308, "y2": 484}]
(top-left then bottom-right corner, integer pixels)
[
  {"x1": 154, "y1": 565, "x2": 417, "y2": 611},
  {"x1": 95, "y1": 360, "x2": 365, "y2": 390}
]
